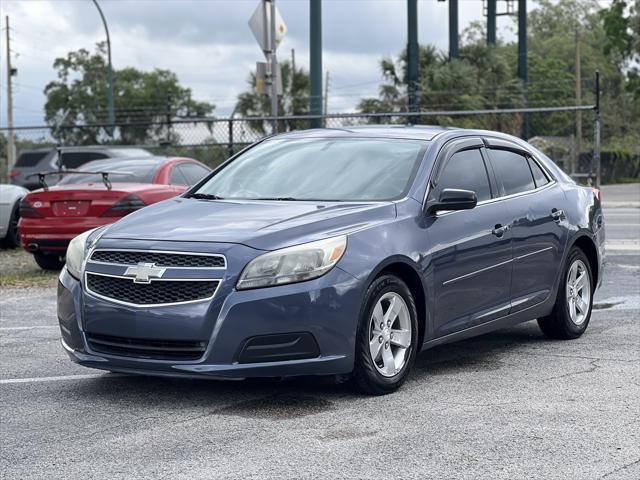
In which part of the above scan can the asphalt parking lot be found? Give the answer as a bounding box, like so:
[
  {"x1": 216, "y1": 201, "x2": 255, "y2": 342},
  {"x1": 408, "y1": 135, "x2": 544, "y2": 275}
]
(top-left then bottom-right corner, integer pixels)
[{"x1": 1, "y1": 184, "x2": 639, "y2": 479}]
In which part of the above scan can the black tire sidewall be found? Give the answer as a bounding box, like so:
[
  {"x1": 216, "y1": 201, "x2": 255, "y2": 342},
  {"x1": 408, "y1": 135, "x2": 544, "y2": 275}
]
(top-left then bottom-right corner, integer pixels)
[
  {"x1": 34, "y1": 253, "x2": 65, "y2": 271},
  {"x1": 3, "y1": 204, "x2": 20, "y2": 249},
  {"x1": 353, "y1": 275, "x2": 419, "y2": 393}
]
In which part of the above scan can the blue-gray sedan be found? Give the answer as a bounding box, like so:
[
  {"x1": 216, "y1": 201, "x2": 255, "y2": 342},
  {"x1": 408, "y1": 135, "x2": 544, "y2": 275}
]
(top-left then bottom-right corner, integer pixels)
[{"x1": 57, "y1": 126, "x2": 605, "y2": 394}]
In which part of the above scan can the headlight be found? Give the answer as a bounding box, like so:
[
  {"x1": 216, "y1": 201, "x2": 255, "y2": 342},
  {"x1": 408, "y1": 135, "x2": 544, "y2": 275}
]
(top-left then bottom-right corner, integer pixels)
[
  {"x1": 65, "y1": 227, "x2": 104, "y2": 279},
  {"x1": 236, "y1": 236, "x2": 347, "y2": 290}
]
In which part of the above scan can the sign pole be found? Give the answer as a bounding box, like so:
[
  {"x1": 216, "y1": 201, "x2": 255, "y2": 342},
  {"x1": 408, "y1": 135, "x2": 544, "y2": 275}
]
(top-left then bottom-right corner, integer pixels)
[{"x1": 270, "y1": 0, "x2": 278, "y2": 133}]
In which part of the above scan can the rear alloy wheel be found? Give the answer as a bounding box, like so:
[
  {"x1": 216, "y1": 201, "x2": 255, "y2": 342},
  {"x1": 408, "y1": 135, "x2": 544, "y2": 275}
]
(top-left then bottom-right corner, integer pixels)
[
  {"x1": 538, "y1": 247, "x2": 593, "y2": 339},
  {"x1": 2, "y1": 204, "x2": 20, "y2": 249},
  {"x1": 33, "y1": 253, "x2": 66, "y2": 271},
  {"x1": 350, "y1": 275, "x2": 418, "y2": 395}
]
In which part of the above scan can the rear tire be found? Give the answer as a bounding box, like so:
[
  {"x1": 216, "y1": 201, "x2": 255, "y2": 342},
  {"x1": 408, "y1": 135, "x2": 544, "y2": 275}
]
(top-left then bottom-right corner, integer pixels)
[
  {"x1": 350, "y1": 274, "x2": 418, "y2": 395},
  {"x1": 33, "y1": 253, "x2": 65, "y2": 271},
  {"x1": 538, "y1": 247, "x2": 593, "y2": 340},
  {"x1": 1, "y1": 204, "x2": 20, "y2": 249}
]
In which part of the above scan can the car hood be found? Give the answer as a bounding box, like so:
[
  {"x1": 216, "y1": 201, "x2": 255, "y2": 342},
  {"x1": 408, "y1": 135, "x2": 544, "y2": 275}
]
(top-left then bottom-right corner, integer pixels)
[{"x1": 102, "y1": 197, "x2": 396, "y2": 250}]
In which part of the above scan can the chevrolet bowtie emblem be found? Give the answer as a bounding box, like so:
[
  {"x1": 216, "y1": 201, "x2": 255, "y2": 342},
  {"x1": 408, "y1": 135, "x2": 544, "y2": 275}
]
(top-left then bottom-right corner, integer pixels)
[{"x1": 124, "y1": 262, "x2": 166, "y2": 284}]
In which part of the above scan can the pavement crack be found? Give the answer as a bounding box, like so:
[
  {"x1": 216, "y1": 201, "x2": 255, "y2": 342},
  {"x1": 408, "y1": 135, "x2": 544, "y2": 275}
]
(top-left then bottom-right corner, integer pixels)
[
  {"x1": 600, "y1": 457, "x2": 640, "y2": 479},
  {"x1": 543, "y1": 359, "x2": 601, "y2": 382}
]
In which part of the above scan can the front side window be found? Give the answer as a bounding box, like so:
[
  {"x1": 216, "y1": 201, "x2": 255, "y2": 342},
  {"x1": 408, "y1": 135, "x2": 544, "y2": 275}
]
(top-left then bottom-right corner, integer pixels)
[
  {"x1": 489, "y1": 149, "x2": 535, "y2": 196},
  {"x1": 194, "y1": 138, "x2": 427, "y2": 201},
  {"x1": 433, "y1": 148, "x2": 492, "y2": 202}
]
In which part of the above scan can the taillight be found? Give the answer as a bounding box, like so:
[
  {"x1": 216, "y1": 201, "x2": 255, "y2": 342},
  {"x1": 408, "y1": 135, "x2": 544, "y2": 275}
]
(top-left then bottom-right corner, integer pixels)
[
  {"x1": 592, "y1": 188, "x2": 601, "y2": 201},
  {"x1": 19, "y1": 199, "x2": 43, "y2": 218},
  {"x1": 101, "y1": 195, "x2": 146, "y2": 217},
  {"x1": 10, "y1": 169, "x2": 20, "y2": 179}
]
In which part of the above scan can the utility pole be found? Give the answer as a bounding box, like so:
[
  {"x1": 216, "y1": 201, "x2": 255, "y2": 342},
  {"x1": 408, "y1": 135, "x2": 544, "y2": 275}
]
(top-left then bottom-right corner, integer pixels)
[
  {"x1": 323, "y1": 71, "x2": 330, "y2": 117},
  {"x1": 309, "y1": 0, "x2": 323, "y2": 128},
  {"x1": 407, "y1": 0, "x2": 419, "y2": 122},
  {"x1": 574, "y1": 28, "x2": 582, "y2": 175},
  {"x1": 269, "y1": 0, "x2": 278, "y2": 132},
  {"x1": 449, "y1": 0, "x2": 459, "y2": 59},
  {"x1": 91, "y1": 0, "x2": 115, "y2": 129},
  {"x1": 487, "y1": 0, "x2": 497, "y2": 45},
  {"x1": 517, "y1": 0, "x2": 528, "y2": 139},
  {"x1": 5, "y1": 16, "x2": 16, "y2": 174}
]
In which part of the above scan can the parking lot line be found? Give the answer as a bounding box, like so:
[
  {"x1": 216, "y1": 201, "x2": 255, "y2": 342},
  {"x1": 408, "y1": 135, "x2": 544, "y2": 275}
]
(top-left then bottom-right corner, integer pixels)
[
  {"x1": 0, "y1": 326, "x2": 58, "y2": 331},
  {"x1": 0, "y1": 373, "x2": 125, "y2": 385}
]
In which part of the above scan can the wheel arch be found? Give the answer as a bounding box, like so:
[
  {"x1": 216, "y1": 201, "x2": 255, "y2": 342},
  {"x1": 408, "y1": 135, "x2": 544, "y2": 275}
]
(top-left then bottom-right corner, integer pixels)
[
  {"x1": 568, "y1": 233, "x2": 600, "y2": 288},
  {"x1": 365, "y1": 256, "x2": 428, "y2": 349}
]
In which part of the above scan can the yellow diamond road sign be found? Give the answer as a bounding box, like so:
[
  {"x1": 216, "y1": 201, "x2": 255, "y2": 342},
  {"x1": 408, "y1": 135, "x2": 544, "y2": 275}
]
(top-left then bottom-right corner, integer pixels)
[{"x1": 249, "y1": 1, "x2": 287, "y2": 53}]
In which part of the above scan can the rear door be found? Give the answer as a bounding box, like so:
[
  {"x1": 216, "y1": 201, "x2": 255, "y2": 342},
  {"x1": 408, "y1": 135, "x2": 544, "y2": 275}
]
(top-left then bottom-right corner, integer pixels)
[
  {"x1": 427, "y1": 138, "x2": 513, "y2": 338},
  {"x1": 484, "y1": 139, "x2": 569, "y2": 313}
]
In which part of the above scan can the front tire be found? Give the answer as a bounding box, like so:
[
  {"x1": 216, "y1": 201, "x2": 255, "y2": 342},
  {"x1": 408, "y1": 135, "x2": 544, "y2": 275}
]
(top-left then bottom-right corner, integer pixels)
[
  {"x1": 33, "y1": 253, "x2": 65, "y2": 271},
  {"x1": 350, "y1": 275, "x2": 418, "y2": 395},
  {"x1": 538, "y1": 247, "x2": 593, "y2": 340}
]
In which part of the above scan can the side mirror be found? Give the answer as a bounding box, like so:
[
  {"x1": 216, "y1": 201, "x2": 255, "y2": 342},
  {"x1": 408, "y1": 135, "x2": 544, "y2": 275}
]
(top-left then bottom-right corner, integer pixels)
[{"x1": 427, "y1": 188, "x2": 477, "y2": 214}]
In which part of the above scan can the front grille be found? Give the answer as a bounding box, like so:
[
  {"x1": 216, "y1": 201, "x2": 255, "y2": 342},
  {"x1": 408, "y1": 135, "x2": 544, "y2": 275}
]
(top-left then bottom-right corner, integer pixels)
[
  {"x1": 86, "y1": 273, "x2": 219, "y2": 305},
  {"x1": 86, "y1": 333, "x2": 207, "y2": 360},
  {"x1": 90, "y1": 250, "x2": 225, "y2": 268}
]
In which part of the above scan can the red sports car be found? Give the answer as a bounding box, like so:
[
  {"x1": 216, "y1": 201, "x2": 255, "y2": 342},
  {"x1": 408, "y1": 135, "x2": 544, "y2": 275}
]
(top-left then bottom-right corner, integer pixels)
[{"x1": 19, "y1": 156, "x2": 211, "y2": 270}]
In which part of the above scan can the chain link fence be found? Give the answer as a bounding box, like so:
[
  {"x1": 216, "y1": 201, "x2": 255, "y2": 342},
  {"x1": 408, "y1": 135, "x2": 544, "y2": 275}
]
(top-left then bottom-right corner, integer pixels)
[{"x1": 2, "y1": 105, "x2": 624, "y2": 185}]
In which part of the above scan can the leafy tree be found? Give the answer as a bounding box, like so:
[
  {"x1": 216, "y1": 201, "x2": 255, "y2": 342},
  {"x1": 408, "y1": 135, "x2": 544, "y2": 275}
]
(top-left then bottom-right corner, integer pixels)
[
  {"x1": 235, "y1": 60, "x2": 310, "y2": 134},
  {"x1": 44, "y1": 42, "x2": 214, "y2": 145}
]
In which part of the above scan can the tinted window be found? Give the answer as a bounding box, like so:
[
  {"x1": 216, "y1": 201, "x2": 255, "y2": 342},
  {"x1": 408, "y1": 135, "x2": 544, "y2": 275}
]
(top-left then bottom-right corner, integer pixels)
[
  {"x1": 490, "y1": 149, "x2": 535, "y2": 196},
  {"x1": 60, "y1": 152, "x2": 109, "y2": 169},
  {"x1": 170, "y1": 167, "x2": 188, "y2": 186},
  {"x1": 434, "y1": 148, "x2": 492, "y2": 202},
  {"x1": 16, "y1": 151, "x2": 50, "y2": 167},
  {"x1": 57, "y1": 161, "x2": 158, "y2": 185},
  {"x1": 179, "y1": 163, "x2": 210, "y2": 186},
  {"x1": 528, "y1": 157, "x2": 549, "y2": 188},
  {"x1": 196, "y1": 138, "x2": 426, "y2": 201}
]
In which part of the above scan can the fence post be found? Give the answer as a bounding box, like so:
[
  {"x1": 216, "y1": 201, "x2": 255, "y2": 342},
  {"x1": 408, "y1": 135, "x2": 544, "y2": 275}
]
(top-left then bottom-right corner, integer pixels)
[
  {"x1": 228, "y1": 118, "x2": 234, "y2": 157},
  {"x1": 593, "y1": 70, "x2": 601, "y2": 188}
]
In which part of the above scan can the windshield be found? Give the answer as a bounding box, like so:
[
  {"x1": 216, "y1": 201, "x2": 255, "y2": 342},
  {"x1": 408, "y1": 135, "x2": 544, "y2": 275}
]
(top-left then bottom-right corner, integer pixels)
[
  {"x1": 57, "y1": 162, "x2": 158, "y2": 185},
  {"x1": 194, "y1": 138, "x2": 427, "y2": 201}
]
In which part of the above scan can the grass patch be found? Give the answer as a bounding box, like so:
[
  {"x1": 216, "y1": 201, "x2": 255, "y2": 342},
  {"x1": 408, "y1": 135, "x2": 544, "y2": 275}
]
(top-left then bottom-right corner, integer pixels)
[{"x1": 0, "y1": 248, "x2": 59, "y2": 288}]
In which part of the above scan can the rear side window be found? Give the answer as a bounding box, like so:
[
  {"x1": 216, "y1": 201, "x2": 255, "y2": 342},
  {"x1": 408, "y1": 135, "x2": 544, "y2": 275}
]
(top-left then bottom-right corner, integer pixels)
[
  {"x1": 489, "y1": 149, "x2": 535, "y2": 196},
  {"x1": 527, "y1": 157, "x2": 549, "y2": 188},
  {"x1": 178, "y1": 163, "x2": 210, "y2": 186},
  {"x1": 434, "y1": 148, "x2": 492, "y2": 202},
  {"x1": 16, "y1": 151, "x2": 49, "y2": 167},
  {"x1": 60, "y1": 152, "x2": 109, "y2": 169}
]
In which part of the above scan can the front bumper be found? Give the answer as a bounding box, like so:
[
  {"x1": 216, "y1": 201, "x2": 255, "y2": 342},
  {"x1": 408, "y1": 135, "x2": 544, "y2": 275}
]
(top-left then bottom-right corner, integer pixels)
[{"x1": 57, "y1": 264, "x2": 362, "y2": 379}]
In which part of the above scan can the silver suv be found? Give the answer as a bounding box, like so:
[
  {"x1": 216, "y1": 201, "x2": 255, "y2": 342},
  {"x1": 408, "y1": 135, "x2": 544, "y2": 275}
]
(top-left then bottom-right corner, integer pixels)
[{"x1": 11, "y1": 146, "x2": 153, "y2": 190}]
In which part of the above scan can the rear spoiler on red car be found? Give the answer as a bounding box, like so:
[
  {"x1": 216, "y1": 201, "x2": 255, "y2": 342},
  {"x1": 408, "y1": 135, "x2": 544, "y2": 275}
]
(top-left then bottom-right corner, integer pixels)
[{"x1": 25, "y1": 170, "x2": 132, "y2": 191}]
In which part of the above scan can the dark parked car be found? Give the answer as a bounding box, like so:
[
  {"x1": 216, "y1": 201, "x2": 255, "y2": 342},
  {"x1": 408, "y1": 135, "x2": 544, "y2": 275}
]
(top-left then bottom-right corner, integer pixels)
[
  {"x1": 57, "y1": 126, "x2": 605, "y2": 395},
  {"x1": 11, "y1": 146, "x2": 153, "y2": 190}
]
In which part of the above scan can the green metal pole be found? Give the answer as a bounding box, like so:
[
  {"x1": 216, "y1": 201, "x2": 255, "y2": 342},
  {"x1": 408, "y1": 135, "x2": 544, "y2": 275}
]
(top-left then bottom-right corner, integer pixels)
[
  {"x1": 309, "y1": 0, "x2": 322, "y2": 128},
  {"x1": 487, "y1": 0, "x2": 496, "y2": 45},
  {"x1": 407, "y1": 0, "x2": 419, "y2": 121},
  {"x1": 92, "y1": 0, "x2": 115, "y2": 129},
  {"x1": 518, "y1": 0, "x2": 528, "y2": 139},
  {"x1": 449, "y1": 0, "x2": 459, "y2": 59}
]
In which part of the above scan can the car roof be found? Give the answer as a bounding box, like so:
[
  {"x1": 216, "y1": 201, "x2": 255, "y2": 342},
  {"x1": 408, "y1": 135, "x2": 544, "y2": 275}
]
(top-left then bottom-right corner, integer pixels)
[{"x1": 270, "y1": 125, "x2": 526, "y2": 144}]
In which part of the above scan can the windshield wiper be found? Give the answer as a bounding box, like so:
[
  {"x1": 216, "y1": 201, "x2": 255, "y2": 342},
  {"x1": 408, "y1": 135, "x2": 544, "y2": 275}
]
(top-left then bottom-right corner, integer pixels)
[
  {"x1": 189, "y1": 193, "x2": 225, "y2": 200},
  {"x1": 253, "y1": 197, "x2": 303, "y2": 201}
]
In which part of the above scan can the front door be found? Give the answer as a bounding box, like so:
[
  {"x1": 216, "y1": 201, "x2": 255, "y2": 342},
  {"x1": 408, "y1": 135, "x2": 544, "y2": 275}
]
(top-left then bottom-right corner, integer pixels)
[{"x1": 425, "y1": 139, "x2": 513, "y2": 338}]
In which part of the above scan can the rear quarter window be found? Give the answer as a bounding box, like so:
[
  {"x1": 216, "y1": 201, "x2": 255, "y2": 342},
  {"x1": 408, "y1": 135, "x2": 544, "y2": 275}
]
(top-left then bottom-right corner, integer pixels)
[{"x1": 15, "y1": 151, "x2": 49, "y2": 167}]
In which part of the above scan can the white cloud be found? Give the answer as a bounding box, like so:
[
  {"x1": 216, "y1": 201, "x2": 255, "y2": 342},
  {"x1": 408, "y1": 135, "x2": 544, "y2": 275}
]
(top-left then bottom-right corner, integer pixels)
[{"x1": 0, "y1": 0, "x2": 524, "y2": 126}]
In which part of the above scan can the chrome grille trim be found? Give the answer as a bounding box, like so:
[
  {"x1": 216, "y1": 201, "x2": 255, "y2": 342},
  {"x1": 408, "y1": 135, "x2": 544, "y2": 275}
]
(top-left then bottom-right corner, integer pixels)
[
  {"x1": 84, "y1": 271, "x2": 222, "y2": 308},
  {"x1": 88, "y1": 249, "x2": 226, "y2": 269}
]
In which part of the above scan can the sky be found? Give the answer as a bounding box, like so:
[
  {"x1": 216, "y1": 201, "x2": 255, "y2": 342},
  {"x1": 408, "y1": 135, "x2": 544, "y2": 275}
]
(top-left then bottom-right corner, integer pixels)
[{"x1": 0, "y1": 0, "x2": 532, "y2": 127}]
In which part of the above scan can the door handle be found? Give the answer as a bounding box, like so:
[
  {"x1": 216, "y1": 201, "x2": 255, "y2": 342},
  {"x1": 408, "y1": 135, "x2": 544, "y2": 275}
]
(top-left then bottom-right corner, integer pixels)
[
  {"x1": 492, "y1": 224, "x2": 506, "y2": 237},
  {"x1": 551, "y1": 208, "x2": 564, "y2": 222}
]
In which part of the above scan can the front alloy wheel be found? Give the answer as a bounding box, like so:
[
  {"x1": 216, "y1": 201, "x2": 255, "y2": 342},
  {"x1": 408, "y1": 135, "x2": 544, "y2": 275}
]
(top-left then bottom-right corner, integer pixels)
[{"x1": 351, "y1": 274, "x2": 418, "y2": 395}]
